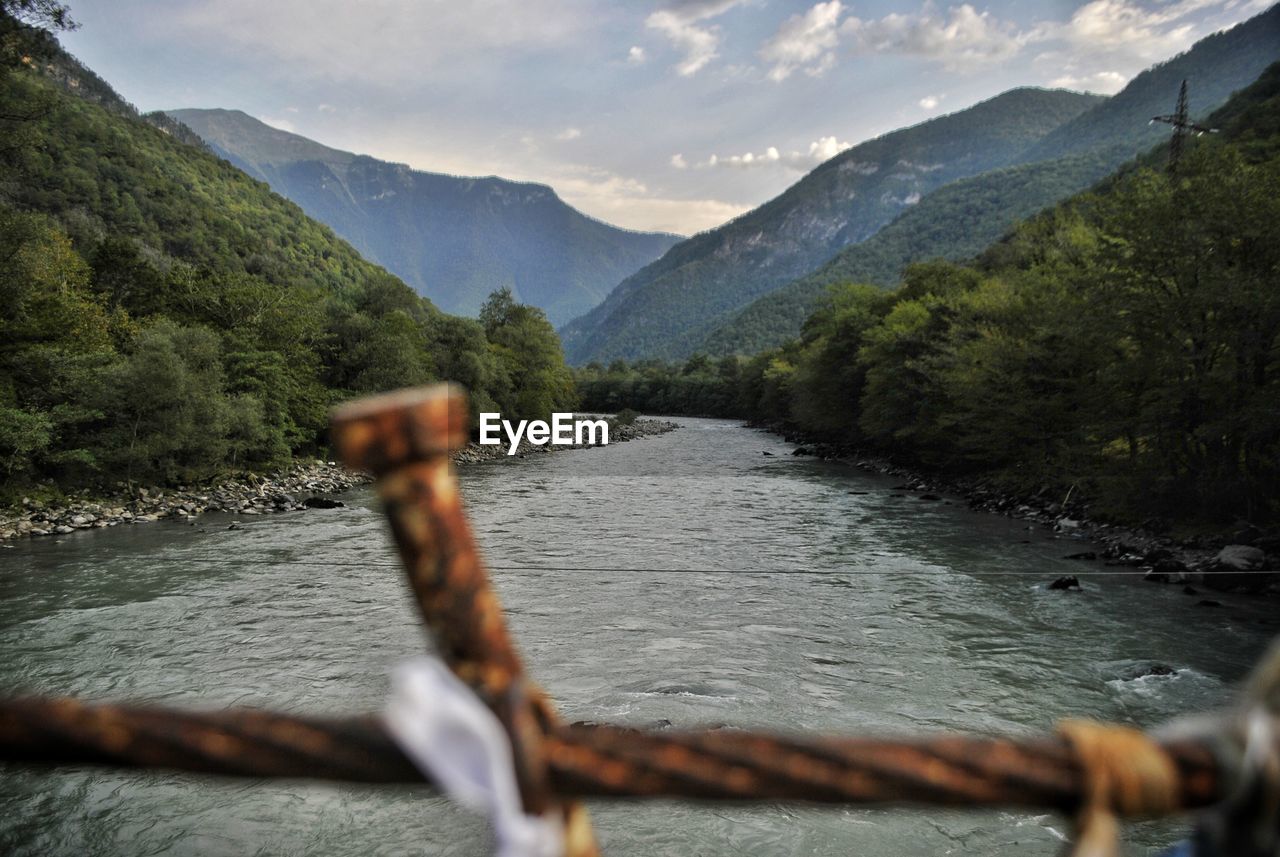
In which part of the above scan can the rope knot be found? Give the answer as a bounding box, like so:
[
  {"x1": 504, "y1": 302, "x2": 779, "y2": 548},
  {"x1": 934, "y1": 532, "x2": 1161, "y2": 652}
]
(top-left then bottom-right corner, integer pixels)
[{"x1": 1057, "y1": 719, "x2": 1180, "y2": 857}]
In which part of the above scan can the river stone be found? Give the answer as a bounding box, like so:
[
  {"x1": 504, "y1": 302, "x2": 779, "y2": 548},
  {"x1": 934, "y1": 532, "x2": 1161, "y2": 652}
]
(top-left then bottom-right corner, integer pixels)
[{"x1": 1215, "y1": 544, "x2": 1265, "y2": 570}]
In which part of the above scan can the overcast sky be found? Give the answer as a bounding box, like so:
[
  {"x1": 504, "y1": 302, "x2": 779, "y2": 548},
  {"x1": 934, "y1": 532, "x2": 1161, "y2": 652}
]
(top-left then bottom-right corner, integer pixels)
[{"x1": 61, "y1": 0, "x2": 1271, "y2": 235}]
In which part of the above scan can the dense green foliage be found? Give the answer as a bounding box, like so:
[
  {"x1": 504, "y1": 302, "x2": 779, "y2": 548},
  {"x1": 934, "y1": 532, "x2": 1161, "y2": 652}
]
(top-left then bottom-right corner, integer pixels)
[
  {"x1": 0, "y1": 18, "x2": 574, "y2": 500},
  {"x1": 559, "y1": 88, "x2": 1103, "y2": 364},
  {"x1": 701, "y1": 6, "x2": 1280, "y2": 357},
  {"x1": 575, "y1": 355, "x2": 747, "y2": 419},
  {"x1": 581, "y1": 65, "x2": 1280, "y2": 527},
  {"x1": 166, "y1": 109, "x2": 680, "y2": 327}
]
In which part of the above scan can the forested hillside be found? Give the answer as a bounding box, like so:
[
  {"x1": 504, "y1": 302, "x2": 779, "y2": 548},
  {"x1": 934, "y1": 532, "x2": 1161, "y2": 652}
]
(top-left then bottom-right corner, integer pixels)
[
  {"x1": 0, "y1": 11, "x2": 573, "y2": 500},
  {"x1": 578, "y1": 63, "x2": 1280, "y2": 528},
  {"x1": 559, "y1": 87, "x2": 1102, "y2": 364},
  {"x1": 700, "y1": 151, "x2": 1120, "y2": 356},
  {"x1": 166, "y1": 108, "x2": 681, "y2": 327},
  {"x1": 700, "y1": 3, "x2": 1280, "y2": 356}
]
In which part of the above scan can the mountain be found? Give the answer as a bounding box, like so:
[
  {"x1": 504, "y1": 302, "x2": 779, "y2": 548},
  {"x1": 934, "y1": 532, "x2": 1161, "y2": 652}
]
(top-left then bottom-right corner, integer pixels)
[
  {"x1": 700, "y1": 151, "x2": 1121, "y2": 356},
  {"x1": 163, "y1": 109, "x2": 680, "y2": 326},
  {"x1": 557, "y1": 87, "x2": 1103, "y2": 365},
  {"x1": 1021, "y1": 4, "x2": 1280, "y2": 163},
  {"x1": 1, "y1": 20, "x2": 577, "y2": 495},
  {"x1": 8, "y1": 50, "x2": 407, "y2": 299},
  {"x1": 701, "y1": 3, "x2": 1280, "y2": 356}
]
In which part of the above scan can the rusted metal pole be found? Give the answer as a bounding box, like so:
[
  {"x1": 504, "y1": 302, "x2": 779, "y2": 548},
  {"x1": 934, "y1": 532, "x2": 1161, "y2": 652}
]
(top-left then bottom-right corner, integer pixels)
[
  {"x1": 0, "y1": 696, "x2": 1239, "y2": 812},
  {"x1": 329, "y1": 384, "x2": 598, "y2": 855}
]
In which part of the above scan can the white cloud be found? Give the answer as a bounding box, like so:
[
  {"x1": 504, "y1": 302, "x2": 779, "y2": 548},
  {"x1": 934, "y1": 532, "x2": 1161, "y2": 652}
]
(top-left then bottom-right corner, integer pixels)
[
  {"x1": 1049, "y1": 69, "x2": 1128, "y2": 93},
  {"x1": 556, "y1": 127, "x2": 582, "y2": 140},
  {"x1": 1030, "y1": 0, "x2": 1240, "y2": 94},
  {"x1": 260, "y1": 115, "x2": 297, "y2": 132},
  {"x1": 550, "y1": 161, "x2": 744, "y2": 233},
  {"x1": 670, "y1": 153, "x2": 689, "y2": 169},
  {"x1": 317, "y1": 103, "x2": 336, "y2": 113},
  {"x1": 162, "y1": 0, "x2": 588, "y2": 85},
  {"x1": 645, "y1": 0, "x2": 745, "y2": 76},
  {"x1": 693, "y1": 136, "x2": 853, "y2": 170},
  {"x1": 918, "y1": 93, "x2": 942, "y2": 109},
  {"x1": 1064, "y1": 0, "x2": 1196, "y2": 53},
  {"x1": 627, "y1": 45, "x2": 646, "y2": 64},
  {"x1": 759, "y1": 1, "x2": 844, "y2": 82},
  {"x1": 582, "y1": 196, "x2": 746, "y2": 235},
  {"x1": 806, "y1": 136, "x2": 852, "y2": 163},
  {"x1": 841, "y1": 4, "x2": 1025, "y2": 70}
]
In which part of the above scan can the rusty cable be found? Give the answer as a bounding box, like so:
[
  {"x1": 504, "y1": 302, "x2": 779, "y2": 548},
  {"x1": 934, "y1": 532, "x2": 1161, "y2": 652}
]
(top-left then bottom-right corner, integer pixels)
[{"x1": 0, "y1": 695, "x2": 1241, "y2": 812}]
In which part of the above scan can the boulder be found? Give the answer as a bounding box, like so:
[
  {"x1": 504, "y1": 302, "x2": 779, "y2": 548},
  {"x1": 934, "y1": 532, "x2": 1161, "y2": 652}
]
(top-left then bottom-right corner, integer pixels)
[
  {"x1": 302, "y1": 497, "x2": 345, "y2": 509},
  {"x1": 1150, "y1": 558, "x2": 1198, "y2": 584},
  {"x1": 1215, "y1": 544, "x2": 1265, "y2": 570},
  {"x1": 1204, "y1": 544, "x2": 1272, "y2": 592},
  {"x1": 1130, "y1": 664, "x2": 1176, "y2": 679},
  {"x1": 1049, "y1": 575, "x2": 1081, "y2": 591}
]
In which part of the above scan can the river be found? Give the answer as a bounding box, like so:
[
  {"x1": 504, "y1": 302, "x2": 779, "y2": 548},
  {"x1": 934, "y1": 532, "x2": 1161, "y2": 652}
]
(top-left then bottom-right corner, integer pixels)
[{"x1": 1, "y1": 417, "x2": 1275, "y2": 856}]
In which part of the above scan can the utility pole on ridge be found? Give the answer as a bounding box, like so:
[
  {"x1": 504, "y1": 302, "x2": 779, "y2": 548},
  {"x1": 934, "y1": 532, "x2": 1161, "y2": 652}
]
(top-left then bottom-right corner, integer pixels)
[{"x1": 1150, "y1": 79, "x2": 1218, "y2": 171}]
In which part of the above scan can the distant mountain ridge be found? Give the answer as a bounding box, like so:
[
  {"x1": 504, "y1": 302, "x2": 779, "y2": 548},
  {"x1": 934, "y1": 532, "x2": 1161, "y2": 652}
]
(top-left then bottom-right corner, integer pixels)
[
  {"x1": 558, "y1": 87, "x2": 1103, "y2": 364},
  {"x1": 698, "y1": 3, "x2": 1280, "y2": 357},
  {"x1": 164, "y1": 109, "x2": 681, "y2": 326}
]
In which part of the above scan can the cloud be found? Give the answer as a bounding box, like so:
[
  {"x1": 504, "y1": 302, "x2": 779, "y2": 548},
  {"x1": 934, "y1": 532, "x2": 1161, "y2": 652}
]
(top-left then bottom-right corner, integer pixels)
[
  {"x1": 645, "y1": 0, "x2": 745, "y2": 76},
  {"x1": 805, "y1": 135, "x2": 853, "y2": 163},
  {"x1": 260, "y1": 115, "x2": 297, "y2": 132},
  {"x1": 550, "y1": 161, "x2": 745, "y2": 233},
  {"x1": 1031, "y1": 0, "x2": 1240, "y2": 94},
  {"x1": 918, "y1": 93, "x2": 942, "y2": 109},
  {"x1": 692, "y1": 135, "x2": 853, "y2": 170},
  {"x1": 1049, "y1": 69, "x2": 1128, "y2": 93},
  {"x1": 670, "y1": 153, "x2": 689, "y2": 169},
  {"x1": 759, "y1": 1, "x2": 844, "y2": 82},
  {"x1": 556, "y1": 127, "x2": 582, "y2": 140},
  {"x1": 1056, "y1": 0, "x2": 1204, "y2": 59},
  {"x1": 627, "y1": 45, "x2": 646, "y2": 64},
  {"x1": 841, "y1": 3, "x2": 1024, "y2": 69},
  {"x1": 161, "y1": 0, "x2": 588, "y2": 85},
  {"x1": 586, "y1": 196, "x2": 747, "y2": 235}
]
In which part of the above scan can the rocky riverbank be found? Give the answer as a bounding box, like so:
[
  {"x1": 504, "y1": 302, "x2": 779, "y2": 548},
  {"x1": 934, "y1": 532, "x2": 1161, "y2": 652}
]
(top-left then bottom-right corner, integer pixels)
[
  {"x1": 452, "y1": 416, "x2": 678, "y2": 464},
  {"x1": 771, "y1": 427, "x2": 1279, "y2": 597},
  {"x1": 0, "y1": 417, "x2": 678, "y2": 543}
]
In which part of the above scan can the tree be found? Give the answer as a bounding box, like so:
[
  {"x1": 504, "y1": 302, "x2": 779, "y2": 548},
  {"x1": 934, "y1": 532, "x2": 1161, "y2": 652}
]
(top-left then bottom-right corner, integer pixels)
[{"x1": 479, "y1": 288, "x2": 575, "y2": 420}]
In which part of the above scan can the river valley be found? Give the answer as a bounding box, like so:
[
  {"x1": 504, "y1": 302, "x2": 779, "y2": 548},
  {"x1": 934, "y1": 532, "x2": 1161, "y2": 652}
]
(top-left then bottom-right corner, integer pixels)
[{"x1": 1, "y1": 417, "x2": 1276, "y2": 856}]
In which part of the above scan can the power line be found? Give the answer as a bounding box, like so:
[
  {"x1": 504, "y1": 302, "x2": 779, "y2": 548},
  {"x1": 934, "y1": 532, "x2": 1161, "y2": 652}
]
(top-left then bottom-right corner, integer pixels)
[{"x1": 120, "y1": 556, "x2": 1269, "y2": 577}]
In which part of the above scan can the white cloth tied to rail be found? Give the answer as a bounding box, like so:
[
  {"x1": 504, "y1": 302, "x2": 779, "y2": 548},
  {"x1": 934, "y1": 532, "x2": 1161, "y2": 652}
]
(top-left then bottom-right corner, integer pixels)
[{"x1": 385, "y1": 657, "x2": 564, "y2": 857}]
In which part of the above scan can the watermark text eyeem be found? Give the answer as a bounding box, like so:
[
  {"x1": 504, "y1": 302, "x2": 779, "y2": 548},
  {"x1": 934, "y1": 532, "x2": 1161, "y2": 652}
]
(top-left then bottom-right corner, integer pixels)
[{"x1": 479, "y1": 413, "x2": 609, "y2": 456}]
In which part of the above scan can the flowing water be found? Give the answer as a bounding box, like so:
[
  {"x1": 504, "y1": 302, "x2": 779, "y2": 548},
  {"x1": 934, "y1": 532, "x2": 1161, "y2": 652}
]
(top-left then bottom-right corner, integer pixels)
[{"x1": 1, "y1": 418, "x2": 1275, "y2": 856}]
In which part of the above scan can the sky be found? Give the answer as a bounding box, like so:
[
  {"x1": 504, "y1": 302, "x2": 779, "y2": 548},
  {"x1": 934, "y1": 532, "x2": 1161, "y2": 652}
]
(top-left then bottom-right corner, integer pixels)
[{"x1": 60, "y1": 0, "x2": 1273, "y2": 236}]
